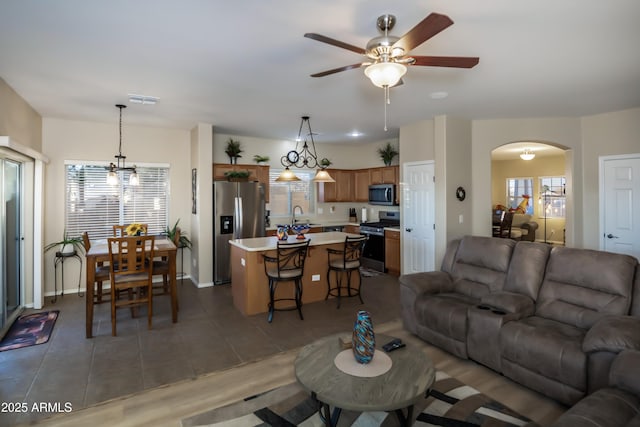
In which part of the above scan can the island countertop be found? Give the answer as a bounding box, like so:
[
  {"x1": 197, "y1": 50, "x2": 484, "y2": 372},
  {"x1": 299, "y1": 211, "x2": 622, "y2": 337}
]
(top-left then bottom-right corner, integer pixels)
[{"x1": 229, "y1": 231, "x2": 360, "y2": 252}]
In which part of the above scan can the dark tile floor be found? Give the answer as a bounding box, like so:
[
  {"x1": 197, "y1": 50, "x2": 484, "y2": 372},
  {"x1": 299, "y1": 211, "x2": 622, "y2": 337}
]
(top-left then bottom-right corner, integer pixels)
[{"x1": 0, "y1": 272, "x2": 401, "y2": 425}]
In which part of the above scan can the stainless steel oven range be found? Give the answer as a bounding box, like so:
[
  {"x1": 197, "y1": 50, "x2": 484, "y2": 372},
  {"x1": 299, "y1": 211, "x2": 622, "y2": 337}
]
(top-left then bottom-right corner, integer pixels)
[{"x1": 359, "y1": 211, "x2": 400, "y2": 272}]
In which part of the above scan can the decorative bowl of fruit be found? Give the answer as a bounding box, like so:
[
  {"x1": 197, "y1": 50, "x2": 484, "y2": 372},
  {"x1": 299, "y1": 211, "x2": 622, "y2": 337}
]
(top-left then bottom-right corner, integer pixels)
[{"x1": 290, "y1": 224, "x2": 310, "y2": 239}]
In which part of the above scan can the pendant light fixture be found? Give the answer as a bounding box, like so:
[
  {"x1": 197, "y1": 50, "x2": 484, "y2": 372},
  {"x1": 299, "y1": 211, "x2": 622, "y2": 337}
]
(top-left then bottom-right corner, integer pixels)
[
  {"x1": 276, "y1": 116, "x2": 335, "y2": 183},
  {"x1": 107, "y1": 104, "x2": 139, "y2": 186}
]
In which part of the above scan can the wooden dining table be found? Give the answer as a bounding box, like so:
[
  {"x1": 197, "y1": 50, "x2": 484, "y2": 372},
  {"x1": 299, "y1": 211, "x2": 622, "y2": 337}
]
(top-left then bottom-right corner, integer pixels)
[{"x1": 84, "y1": 237, "x2": 178, "y2": 338}]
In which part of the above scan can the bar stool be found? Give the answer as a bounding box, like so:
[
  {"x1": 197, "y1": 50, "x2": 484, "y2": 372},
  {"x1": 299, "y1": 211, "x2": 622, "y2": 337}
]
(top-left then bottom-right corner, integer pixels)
[
  {"x1": 326, "y1": 235, "x2": 368, "y2": 308},
  {"x1": 263, "y1": 240, "x2": 310, "y2": 323}
]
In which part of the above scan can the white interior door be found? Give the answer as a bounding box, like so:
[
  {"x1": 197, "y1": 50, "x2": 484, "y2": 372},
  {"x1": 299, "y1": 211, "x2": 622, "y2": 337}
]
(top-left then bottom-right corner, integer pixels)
[
  {"x1": 402, "y1": 161, "x2": 435, "y2": 274},
  {"x1": 600, "y1": 154, "x2": 640, "y2": 260}
]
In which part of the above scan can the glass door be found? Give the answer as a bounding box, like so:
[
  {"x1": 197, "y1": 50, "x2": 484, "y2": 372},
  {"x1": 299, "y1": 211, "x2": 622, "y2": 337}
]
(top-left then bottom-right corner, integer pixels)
[{"x1": 1, "y1": 158, "x2": 22, "y2": 330}]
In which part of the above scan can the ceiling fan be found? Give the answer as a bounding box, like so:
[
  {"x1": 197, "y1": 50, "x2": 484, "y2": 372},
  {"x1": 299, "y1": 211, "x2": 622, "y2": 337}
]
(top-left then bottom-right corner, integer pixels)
[{"x1": 305, "y1": 12, "x2": 479, "y2": 88}]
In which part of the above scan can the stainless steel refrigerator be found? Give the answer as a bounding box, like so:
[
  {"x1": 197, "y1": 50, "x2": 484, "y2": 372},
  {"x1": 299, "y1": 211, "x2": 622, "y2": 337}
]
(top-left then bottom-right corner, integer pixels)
[{"x1": 213, "y1": 181, "x2": 266, "y2": 284}]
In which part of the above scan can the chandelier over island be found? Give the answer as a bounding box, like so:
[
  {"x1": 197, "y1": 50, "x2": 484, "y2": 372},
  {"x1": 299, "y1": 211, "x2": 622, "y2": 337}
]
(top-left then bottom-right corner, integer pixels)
[{"x1": 276, "y1": 116, "x2": 335, "y2": 183}]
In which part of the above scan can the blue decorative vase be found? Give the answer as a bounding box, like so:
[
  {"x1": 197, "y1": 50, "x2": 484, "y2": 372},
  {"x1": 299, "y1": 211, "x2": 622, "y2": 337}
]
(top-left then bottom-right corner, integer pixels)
[
  {"x1": 352, "y1": 310, "x2": 375, "y2": 364},
  {"x1": 276, "y1": 225, "x2": 289, "y2": 241}
]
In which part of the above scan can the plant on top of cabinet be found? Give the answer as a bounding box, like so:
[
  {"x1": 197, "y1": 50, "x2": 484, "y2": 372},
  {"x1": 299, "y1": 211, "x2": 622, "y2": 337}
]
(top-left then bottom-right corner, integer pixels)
[
  {"x1": 319, "y1": 158, "x2": 332, "y2": 168},
  {"x1": 253, "y1": 155, "x2": 270, "y2": 165},
  {"x1": 224, "y1": 170, "x2": 250, "y2": 181},
  {"x1": 377, "y1": 142, "x2": 399, "y2": 166},
  {"x1": 225, "y1": 138, "x2": 243, "y2": 164}
]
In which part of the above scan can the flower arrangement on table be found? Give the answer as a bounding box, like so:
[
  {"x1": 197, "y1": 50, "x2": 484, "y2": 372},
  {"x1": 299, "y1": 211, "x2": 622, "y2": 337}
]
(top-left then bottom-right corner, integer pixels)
[{"x1": 125, "y1": 223, "x2": 146, "y2": 236}]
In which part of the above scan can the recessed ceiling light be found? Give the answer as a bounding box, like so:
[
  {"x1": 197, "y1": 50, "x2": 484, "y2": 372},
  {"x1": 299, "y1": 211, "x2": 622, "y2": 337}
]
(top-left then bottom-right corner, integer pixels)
[
  {"x1": 429, "y1": 91, "x2": 448, "y2": 99},
  {"x1": 349, "y1": 131, "x2": 364, "y2": 137},
  {"x1": 128, "y1": 93, "x2": 159, "y2": 105}
]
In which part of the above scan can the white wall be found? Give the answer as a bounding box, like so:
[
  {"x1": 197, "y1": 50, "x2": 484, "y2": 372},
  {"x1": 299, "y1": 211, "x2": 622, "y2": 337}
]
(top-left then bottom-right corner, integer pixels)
[
  {"x1": 190, "y1": 123, "x2": 213, "y2": 286},
  {"x1": 42, "y1": 117, "x2": 192, "y2": 297}
]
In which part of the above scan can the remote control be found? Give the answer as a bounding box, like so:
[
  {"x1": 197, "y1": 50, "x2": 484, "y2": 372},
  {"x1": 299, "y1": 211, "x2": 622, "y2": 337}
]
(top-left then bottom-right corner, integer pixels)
[{"x1": 382, "y1": 338, "x2": 405, "y2": 352}]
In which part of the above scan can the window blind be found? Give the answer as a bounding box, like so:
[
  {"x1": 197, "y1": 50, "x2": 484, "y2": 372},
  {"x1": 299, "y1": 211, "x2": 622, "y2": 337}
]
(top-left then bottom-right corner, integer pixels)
[
  {"x1": 268, "y1": 169, "x2": 315, "y2": 217},
  {"x1": 65, "y1": 162, "x2": 170, "y2": 239}
]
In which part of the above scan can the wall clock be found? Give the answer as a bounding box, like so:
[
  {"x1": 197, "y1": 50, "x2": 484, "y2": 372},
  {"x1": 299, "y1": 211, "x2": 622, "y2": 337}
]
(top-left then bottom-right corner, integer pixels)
[
  {"x1": 286, "y1": 150, "x2": 299, "y2": 164},
  {"x1": 456, "y1": 186, "x2": 466, "y2": 201}
]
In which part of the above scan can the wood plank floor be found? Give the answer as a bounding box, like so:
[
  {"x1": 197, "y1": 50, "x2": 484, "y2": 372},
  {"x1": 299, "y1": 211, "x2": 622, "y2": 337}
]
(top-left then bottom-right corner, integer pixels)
[{"x1": 29, "y1": 319, "x2": 567, "y2": 427}]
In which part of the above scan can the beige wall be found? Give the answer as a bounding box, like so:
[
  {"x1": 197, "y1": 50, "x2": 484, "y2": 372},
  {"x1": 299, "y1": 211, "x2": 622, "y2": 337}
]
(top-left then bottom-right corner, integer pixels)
[
  {"x1": 581, "y1": 107, "x2": 640, "y2": 250},
  {"x1": 0, "y1": 77, "x2": 42, "y2": 150},
  {"x1": 492, "y1": 154, "x2": 566, "y2": 242},
  {"x1": 42, "y1": 117, "x2": 192, "y2": 296},
  {"x1": 212, "y1": 132, "x2": 398, "y2": 170},
  {"x1": 472, "y1": 117, "x2": 582, "y2": 246}
]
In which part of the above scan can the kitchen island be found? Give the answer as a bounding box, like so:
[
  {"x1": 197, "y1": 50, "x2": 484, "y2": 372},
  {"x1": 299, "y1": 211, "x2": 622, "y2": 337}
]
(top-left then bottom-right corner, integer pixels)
[{"x1": 228, "y1": 231, "x2": 360, "y2": 316}]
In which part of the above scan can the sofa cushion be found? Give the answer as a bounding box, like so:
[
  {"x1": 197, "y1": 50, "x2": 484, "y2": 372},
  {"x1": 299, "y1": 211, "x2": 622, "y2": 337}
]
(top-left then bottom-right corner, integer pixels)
[
  {"x1": 450, "y1": 236, "x2": 515, "y2": 298},
  {"x1": 512, "y1": 214, "x2": 532, "y2": 227},
  {"x1": 504, "y1": 241, "x2": 551, "y2": 300},
  {"x1": 632, "y1": 264, "x2": 640, "y2": 317},
  {"x1": 500, "y1": 316, "x2": 587, "y2": 392},
  {"x1": 535, "y1": 247, "x2": 637, "y2": 329},
  {"x1": 415, "y1": 292, "x2": 477, "y2": 343},
  {"x1": 610, "y1": 350, "x2": 640, "y2": 396}
]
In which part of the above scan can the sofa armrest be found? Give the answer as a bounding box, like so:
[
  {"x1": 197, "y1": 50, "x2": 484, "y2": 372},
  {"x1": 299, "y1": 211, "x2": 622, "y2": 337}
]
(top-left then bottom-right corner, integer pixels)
[
  {"x1": 399, "y1": 271, "x2": 453, "y2": 296},
  {"x1": 610, "y1": 349, "x2": 640, "y2": 395},
  {"x1": 479, "y1": 291, "x2": 535, "y2": 318},
  {"x1": 583, "y1": 316, "x2": 640, "y2": 353}
]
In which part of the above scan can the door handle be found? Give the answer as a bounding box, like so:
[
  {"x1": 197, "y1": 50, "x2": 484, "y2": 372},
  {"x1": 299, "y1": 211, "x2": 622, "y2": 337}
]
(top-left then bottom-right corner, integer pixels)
[
  {"x1": 606, "y1": 233, "x2": 619, "y2": 239},
  {"x1": 405, "y1": 228, "x2": 412, "y2": 232}
]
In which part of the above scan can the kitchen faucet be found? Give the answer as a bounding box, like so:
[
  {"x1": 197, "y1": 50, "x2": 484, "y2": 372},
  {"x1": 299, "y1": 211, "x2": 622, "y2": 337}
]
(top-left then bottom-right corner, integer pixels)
[{"x1": 291, "y1": 205, "x2": 304, "y2": 226}]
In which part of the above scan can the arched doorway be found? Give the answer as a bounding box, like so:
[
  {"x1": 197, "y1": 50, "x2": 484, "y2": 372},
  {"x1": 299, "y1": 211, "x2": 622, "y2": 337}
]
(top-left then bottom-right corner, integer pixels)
[{"x1": 491, "y1": 141, "x2": 569, "y2": 244}]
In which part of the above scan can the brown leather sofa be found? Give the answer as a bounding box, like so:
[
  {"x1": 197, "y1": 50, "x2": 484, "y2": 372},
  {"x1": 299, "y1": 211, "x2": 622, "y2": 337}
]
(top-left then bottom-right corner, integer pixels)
[{"x1": 400, "y1": 236, "x2": 640, "y2": 417}]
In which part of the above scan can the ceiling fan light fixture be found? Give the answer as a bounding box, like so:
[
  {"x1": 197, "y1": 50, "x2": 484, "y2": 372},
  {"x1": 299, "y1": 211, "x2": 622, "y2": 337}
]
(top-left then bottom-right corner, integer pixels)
[
  {"x1": 364, "y1": 62, "x2": 407, "y2": 88},
  {"x1": 275, "y1": 167, "x2": 301, "y2": 182},
  {"x1": 520, "y1": 149, "x2": 535, "y2": 161},
  {"x1": 312, "y1": 168, "x2": 335, "y2": 183}
]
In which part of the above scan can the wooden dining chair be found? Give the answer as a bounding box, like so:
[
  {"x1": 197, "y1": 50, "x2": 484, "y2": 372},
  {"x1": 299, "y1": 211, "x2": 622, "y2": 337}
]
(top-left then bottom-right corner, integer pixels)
[
  {"x1": 107, "y1": 235, "x2": 155, "y2": 336},
  {"x1": 113, "y1": 224, "x2": 149, "y2": 237},
  {"x1": 82, "y1": 232, "x2": 111, "y2": 304},
  {"x1": 151, "y1": 228, "x2": 180, "y2": 308}
]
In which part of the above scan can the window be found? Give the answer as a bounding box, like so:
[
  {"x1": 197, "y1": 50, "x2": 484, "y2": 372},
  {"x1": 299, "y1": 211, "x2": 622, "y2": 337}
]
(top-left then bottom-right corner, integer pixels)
[
  {"x1": 539, "y1": 176, "x2": 566, "y2": 218},
  {"x1": 65, "y1": 162, "x2": 170, "y2": 239},
  {"x1": 506, "y1": 177, "x2": 534, "y2": 215},
  {"x1": 268, "y1": 169, "x2": 315, "y2": 219}
]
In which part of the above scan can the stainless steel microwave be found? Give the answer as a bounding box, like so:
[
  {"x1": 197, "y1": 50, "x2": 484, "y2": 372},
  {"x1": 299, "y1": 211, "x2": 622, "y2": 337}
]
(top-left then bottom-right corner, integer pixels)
[{"x1": 368, "y1": 184, "x2": 396, "y2": 206}]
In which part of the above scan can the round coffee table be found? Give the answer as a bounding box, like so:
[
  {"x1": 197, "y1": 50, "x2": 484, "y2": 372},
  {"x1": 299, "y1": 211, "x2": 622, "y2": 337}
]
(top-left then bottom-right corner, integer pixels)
[{"x1": 294, "y1": 333, "x2": 435, "y2": 427}]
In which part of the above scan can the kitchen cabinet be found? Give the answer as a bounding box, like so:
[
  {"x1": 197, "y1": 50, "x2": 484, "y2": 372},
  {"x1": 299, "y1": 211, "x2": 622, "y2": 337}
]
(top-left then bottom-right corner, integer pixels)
[
  {"x1": 213, "y1": 163, "x2": 270, "y2": 202},
  {"x1": 384, "y1": 229, "x2": 400, "y2": 276},
  {"x1": 354, "y1": 169, "x2": 370, "y2": 202},
  {"x1": 345, "y1": 224, "x2": 360, "y2": 234},
  {"x1": 370, "y1": 166, "x2": 398, "y2": 185},
  {"x1": 318, "y1": 169, "x2": 353, "y2": 202}
]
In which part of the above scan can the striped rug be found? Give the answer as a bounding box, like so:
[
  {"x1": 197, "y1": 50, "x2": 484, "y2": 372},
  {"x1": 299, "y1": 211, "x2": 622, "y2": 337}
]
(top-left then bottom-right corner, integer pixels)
[{"x1": 182, "y1": 371, "x2": 534, "y2": 427}]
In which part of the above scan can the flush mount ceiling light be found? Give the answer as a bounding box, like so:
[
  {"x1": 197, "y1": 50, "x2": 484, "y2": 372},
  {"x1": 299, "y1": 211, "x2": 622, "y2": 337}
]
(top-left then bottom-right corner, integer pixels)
[
  {"x1": 520, "y1": 148, "x2": 535, "y2": 161},
  {"x1": 276, "y1": 116, "x2": 335, "y2": 183},
  {"x1": 128, "y1": 93, "x2": 159, "y2": 105},
  {"x1": 107, "y1": 104, "x2": 139, "y2": 186}
]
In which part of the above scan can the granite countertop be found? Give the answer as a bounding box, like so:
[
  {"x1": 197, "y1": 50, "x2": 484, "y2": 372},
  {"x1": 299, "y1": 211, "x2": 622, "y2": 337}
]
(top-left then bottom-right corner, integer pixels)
[
  {"x1": 229, "y1": 231, "x2": 360, "y2": 252},
  {"x1": 266, "y1": 220, "x2": 360, "y2": 231}
]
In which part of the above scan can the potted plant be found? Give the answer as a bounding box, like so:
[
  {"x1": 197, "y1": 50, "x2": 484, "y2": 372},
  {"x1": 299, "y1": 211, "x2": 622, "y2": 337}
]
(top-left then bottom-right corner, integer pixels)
[
  {"x1": 165, "y1": 219, "x2": 192, "y2": 249},
  {"x1": 377, "y1": 142, "x2": 399, "y2": 166},
  {"x1": 225, "y1": 138, "x2": 243, "y2": 164},
  {"x1": 224, "y1": 170, "x2": 251, "y2": 182},
  {"x1": 319, "y1": 158, "x2": 332, "y2": 168},
  {"x1": 253, "y1": 155, "x2": 270, "y2": 165},
  {"x1": 44, "y1": 230, "x2": 84, "y2": 255}
]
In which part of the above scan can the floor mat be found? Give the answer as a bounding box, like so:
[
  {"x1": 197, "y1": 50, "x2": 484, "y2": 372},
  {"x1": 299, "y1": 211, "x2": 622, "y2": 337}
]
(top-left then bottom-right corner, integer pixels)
[{"x1": 0, "y1": 310, "x2": 59, "y2": 352}]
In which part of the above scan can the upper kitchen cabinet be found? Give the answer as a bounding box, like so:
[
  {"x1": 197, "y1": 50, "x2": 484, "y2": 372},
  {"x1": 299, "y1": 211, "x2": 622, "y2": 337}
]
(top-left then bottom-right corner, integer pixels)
[
  {"x1": 213, "y1": 163, "x2": 270, "y2": 202},
  {"x1": 317, "y1": 169, "x2": 354, "y2": 202},
  {"x1": 354, "y1": 169, "x2": 370, "y2": 202},
  {"x1": 370, "y1": 166, "x2": 398, "y2": 185}
]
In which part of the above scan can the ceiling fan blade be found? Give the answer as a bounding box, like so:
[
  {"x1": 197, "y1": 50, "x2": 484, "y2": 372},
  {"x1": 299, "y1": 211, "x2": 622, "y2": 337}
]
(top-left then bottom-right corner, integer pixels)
[
  {"x1": 392, "y1": 13, "x2": 454, "y2": 53},
  {"x1": 411, "y1": 55, "x2": 479, "y2": 68},
  {"x1": 310, "y1": 63, "x2": 365, "y2": 78},
  {"x1": 304, "y1": 33, "x2": 366, "y2": 55}
]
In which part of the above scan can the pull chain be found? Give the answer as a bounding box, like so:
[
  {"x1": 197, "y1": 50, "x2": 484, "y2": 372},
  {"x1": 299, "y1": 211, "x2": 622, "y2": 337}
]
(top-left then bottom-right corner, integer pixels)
[{"x1": 383, "y1": 85, "x2": 392, "y2": 132}]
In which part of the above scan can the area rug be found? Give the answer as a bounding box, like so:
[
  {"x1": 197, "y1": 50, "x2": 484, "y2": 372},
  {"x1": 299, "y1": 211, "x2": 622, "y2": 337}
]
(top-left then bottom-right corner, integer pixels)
[
  {"x1": 182, "y1": 371, "x2": 532, "y2": 427},
  {"x1": 0, "y1": 310, "x2": 59, "y2": 352}
]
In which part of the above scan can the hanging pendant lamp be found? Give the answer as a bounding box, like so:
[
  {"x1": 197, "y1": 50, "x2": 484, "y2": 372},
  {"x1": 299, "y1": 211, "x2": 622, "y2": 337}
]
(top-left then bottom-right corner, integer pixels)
[{"x1": 107, "y1": 104, "x2": 139, "y2": 186}]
